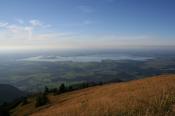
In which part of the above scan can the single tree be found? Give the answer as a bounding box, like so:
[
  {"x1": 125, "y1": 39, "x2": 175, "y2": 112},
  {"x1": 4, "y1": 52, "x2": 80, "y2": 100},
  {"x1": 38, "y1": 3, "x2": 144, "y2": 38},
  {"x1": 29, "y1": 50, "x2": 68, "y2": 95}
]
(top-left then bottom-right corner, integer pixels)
[
  {"x1": 59, "y1": 83, "x2": 66, "y2": 93},
  {"x1": 44, "y1": 86, "x2": 49, "y2": 94}
]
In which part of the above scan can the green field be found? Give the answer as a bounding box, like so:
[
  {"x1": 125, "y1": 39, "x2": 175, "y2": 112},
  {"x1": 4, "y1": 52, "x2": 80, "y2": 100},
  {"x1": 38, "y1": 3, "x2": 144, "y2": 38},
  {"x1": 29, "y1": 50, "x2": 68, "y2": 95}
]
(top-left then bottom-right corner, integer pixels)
[{"x1": 0, "y1": 58, "x2": 175, "y2": 92}]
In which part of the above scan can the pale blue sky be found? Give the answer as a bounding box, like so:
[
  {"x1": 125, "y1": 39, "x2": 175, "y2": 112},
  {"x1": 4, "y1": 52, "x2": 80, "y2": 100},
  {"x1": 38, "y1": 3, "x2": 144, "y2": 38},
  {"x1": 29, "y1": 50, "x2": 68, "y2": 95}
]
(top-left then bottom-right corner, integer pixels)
[{"x1": 0, "y1": 0, "x2": 175, "y2": 50}]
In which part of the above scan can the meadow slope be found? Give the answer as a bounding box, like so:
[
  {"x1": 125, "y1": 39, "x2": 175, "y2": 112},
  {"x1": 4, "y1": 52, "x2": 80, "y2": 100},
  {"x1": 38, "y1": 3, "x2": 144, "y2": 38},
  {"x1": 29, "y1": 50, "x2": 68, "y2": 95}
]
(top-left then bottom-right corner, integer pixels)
[{"x1": 12, "y1": 75, "x2": 175, "y2": 116}]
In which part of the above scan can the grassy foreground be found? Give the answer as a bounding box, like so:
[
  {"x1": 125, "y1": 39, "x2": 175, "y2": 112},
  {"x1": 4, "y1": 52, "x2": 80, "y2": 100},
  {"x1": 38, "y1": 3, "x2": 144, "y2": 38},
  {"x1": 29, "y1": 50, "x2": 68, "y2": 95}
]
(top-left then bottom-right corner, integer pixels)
[{"x1": 11, "y1": 74, "x2": 175, "y2": 116}]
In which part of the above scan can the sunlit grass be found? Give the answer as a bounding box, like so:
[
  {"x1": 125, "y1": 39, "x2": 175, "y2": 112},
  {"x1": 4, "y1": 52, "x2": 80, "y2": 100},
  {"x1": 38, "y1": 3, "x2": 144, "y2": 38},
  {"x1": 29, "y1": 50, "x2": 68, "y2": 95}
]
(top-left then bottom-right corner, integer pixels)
[{"x1": 11, "y1": 75, "x2": 175, "y2": 116}]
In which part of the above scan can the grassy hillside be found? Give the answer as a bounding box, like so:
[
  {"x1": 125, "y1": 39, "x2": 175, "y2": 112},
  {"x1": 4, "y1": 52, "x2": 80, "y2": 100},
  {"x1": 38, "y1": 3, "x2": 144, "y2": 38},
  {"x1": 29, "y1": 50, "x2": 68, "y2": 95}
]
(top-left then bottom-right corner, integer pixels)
[{"x1": 11, "y1": 75, "x2": 175, "y2": 116}]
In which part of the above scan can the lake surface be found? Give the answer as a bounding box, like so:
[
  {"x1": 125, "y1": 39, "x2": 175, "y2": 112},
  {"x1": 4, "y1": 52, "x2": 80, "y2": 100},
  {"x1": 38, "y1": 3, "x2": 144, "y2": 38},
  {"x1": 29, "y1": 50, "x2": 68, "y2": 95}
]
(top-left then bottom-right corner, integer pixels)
[{"x1": 19, "y1": 54, "x2": 153, "y2": 62}]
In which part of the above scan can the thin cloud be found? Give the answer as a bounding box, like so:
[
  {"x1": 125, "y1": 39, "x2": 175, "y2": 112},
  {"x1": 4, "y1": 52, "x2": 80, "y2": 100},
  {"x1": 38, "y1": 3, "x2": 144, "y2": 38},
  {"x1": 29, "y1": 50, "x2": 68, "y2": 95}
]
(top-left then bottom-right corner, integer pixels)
[
  {"x1": 0, "y1": 19, "x2": 174, "y2": 50},
  {"x1": 29, "y1": 19, "x2": 51, "y2": 28},
  {"x1": 29, "y1": 19, "x2": 42, "y2": 27},
  {"x1": 0, "y1": 19, "x2": 51, "y2": 41},
  {"x1": 16, "y1": 19, "x2": 24, "y2": 24},
  {"x1": 0, "y1": 22, "x2": 8, "y2": 28}
]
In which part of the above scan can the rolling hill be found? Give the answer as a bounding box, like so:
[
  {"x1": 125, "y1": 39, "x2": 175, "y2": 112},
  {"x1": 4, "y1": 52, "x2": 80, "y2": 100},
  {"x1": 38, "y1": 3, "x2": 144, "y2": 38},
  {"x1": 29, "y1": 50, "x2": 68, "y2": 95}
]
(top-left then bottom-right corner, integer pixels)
[
  {"x1": 11, "y1": 74, "x2": 175, "y2": 116},
  {"x1": 0, "y1": 84, "x2": 25, "y2": 104}
]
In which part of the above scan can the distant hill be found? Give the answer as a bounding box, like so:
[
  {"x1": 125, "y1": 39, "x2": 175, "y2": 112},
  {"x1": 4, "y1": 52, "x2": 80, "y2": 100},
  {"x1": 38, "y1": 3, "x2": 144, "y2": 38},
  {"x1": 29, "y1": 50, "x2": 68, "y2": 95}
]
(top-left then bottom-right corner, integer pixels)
[
  {"x1": 11, "y1": 75, "x2": 175, "y2": 116},
  {"x1": 0, "y1": 84, "x2": 25, "y2": 104}
]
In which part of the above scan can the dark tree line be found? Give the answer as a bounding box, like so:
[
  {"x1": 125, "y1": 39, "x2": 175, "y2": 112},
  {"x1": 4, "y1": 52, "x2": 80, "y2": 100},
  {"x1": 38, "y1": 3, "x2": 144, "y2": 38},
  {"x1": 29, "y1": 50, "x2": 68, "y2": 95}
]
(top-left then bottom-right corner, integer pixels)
[
  {"x1": 44, "y1": 82, "x2": 105, "y2": 96},
  {"x1": 36, "y1": 81, "x2": 106, "y2": 107}
]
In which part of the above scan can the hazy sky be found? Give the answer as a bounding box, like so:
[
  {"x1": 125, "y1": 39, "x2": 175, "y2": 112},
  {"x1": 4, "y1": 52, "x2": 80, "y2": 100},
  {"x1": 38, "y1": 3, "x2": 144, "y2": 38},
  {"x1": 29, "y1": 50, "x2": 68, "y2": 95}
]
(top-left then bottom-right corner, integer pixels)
[{"x1": 0, "y1": 0, "x2": 175, "y2": 50}]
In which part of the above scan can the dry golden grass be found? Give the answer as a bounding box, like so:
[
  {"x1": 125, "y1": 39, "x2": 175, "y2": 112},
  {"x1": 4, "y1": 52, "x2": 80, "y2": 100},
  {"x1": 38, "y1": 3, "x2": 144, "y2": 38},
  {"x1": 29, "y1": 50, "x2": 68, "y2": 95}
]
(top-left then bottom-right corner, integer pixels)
[{"x1": 11, "y1": 74, "x2": 175, "y2": 116}]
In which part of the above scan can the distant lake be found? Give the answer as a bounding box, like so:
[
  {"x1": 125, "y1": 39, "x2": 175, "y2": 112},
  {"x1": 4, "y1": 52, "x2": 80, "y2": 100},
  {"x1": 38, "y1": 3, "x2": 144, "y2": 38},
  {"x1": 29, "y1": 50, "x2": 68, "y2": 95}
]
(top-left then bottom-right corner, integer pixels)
[{"x1": 19, "y1": 54, "x2": 153, "y2": 62}]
